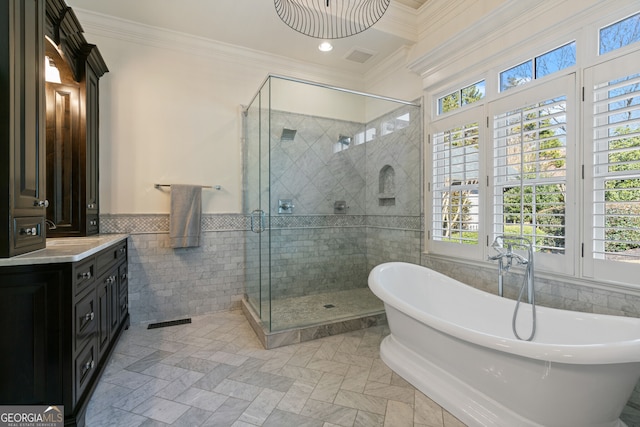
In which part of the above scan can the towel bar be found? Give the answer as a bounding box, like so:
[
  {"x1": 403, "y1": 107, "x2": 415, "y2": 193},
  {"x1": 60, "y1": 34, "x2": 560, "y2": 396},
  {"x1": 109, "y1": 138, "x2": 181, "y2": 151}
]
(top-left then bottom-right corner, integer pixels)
[{"x1": 154, "y1": 184, "x2": 222, "y2": 190}]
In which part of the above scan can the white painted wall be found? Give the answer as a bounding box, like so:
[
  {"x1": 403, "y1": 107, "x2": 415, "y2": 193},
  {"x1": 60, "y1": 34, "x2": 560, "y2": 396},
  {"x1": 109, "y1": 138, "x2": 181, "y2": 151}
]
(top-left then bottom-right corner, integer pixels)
[{"x1": 76, "y1": 11, "x2": 381, "y2": 214}]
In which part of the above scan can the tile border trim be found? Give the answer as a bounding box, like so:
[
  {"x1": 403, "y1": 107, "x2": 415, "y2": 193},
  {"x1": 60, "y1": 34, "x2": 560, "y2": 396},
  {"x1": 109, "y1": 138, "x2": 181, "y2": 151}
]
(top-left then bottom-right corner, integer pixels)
[{"x1": 100, "y1": 213, "x2": 422, "y2": 234}]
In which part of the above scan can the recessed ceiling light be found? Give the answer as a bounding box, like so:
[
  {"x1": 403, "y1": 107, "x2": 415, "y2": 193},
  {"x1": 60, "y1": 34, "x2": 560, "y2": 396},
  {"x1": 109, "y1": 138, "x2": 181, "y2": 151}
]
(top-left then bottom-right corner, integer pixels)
[{"x1": 318, "y1": 41, "x2": 333, "y2": 52}]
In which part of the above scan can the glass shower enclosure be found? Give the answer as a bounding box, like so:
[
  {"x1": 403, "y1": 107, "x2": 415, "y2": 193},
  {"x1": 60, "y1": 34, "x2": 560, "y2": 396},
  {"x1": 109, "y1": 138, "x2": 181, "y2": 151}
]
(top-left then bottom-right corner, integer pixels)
[{"x1": 243, "y1": 75, "x2": 421, "y2": 336}]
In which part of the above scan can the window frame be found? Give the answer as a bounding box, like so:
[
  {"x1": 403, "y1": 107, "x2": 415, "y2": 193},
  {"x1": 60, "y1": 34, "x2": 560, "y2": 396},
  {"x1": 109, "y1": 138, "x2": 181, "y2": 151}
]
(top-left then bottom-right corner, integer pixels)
[
  {"x1": 488, "y1": 74, "x2": 577, "y2": 275},
  {"x1": 428, "y1": 104, "x2": 485, "y2": 260},
  {"x1": 424, "y1": 4, "x2": 640, "y2": 291},
  {"x1": 583, "y1": 50, "x2": 640, "y2": 284}
]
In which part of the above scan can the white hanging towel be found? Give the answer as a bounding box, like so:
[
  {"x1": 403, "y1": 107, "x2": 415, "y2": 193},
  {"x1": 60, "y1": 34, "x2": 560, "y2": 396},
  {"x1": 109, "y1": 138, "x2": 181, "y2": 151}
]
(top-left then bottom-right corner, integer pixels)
[{"x1": 169, "y1": 184, "x2": 202, "y2": 248}]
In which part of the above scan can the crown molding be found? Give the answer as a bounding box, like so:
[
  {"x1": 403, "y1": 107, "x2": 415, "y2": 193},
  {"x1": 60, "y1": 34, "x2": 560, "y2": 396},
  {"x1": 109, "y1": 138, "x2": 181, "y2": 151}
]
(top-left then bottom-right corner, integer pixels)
[
  {"x1": 408, "y1": 0, "x2": 639, "y2": 91},
  {"x1": 374, "y1": 2, "x2": 419, "y2": 43},
  {"x1": 408, "y1": 0, "x2": 560, "y2": 87},
  {"x1": 415, "y1": 0, "x2": 467, "y2": 40},
  {"x1": 72, "y1": 8, "x2": 363, "y2": 87}
]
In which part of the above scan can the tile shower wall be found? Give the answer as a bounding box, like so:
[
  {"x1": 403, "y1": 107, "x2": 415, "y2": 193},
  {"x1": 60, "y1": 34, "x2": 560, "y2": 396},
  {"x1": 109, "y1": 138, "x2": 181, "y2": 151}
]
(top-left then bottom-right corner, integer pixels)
[
  {"x1": 270, "y1": 225, "x2": 367, "y2": 299},
  {"x1": 365, "y1": 106, "x2": 422, "y2": 216},
  {"x1": 242, "y1": 104, "x2": 423, "y2": 301},
  {"x1": 269, "y1": 111, "x2": 366, "y2": 215}
]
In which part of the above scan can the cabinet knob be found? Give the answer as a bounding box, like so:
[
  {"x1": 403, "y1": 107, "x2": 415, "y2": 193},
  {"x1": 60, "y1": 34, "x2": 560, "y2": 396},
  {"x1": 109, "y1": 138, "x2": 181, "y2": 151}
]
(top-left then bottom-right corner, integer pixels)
[
  {"x1": 84, "y1": 311, "x2": 95, "y2": 322},
  {"x1": 87, "y1": 203, "x2": 96, "y2": 209},
  {"x1": 121, "y1": 273, "x2": 127, "y2": 281},
  {"x1": 82, "y1": 359, "x2": 95, "y2": 376},
  {"x1": 34, "y1": 199, "x2": 49, "y2": 208},
  {"x1": 90, "y1": 220, "x2": 97, "y2": 226},
  {"x1": 22, "y1": 227, "x2": 39, "y2": 236},
  {"x1": 79, "y1": 271, "x2": 92, "y2": 280},
  {"x1": 119, "y1": 247, "x2": 126, "y2": 254},
  {"x1": 106, "y1": 275, "x2": 116, "y2": 284}
]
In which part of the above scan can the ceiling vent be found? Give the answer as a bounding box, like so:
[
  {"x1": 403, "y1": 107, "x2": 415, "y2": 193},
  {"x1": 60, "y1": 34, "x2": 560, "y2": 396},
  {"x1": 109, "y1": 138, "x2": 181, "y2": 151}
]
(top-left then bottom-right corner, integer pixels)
[{"x1": 344, "y1": 48, "x2": 376, "y2": 64}]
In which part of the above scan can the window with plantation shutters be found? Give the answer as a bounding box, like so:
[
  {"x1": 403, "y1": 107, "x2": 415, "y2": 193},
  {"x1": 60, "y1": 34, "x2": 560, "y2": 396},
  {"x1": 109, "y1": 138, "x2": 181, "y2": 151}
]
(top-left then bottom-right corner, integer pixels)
[
  {"x1": 426, "y1": 7, "x2": 640, "y2": 287},
  {"x1": 584, "y1": 51, "x2": 640, "y2": 282},
  {"x1": 489, "y1": 75, "x2": 575, "y2": 274},
  {"x1": 432, "y1": 121, "x2": 480, "y2": 245},
  {"x1": 493, "y1": 97, "x2": 567, "y2": 252}
]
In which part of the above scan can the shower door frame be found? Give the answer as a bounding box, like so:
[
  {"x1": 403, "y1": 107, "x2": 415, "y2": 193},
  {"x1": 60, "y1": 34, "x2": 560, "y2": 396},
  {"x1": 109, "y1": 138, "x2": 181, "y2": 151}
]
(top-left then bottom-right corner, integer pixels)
[{"x1": 244, "y1": 78, "x2": 272, "y2": 331}]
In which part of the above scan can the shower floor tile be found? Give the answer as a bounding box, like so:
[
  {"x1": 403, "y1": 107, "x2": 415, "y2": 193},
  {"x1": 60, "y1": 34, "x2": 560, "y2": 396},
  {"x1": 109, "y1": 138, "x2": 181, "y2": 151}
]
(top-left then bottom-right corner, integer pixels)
[{"x1": 270, "y1": 288, "x2": 384, "y2": 331}]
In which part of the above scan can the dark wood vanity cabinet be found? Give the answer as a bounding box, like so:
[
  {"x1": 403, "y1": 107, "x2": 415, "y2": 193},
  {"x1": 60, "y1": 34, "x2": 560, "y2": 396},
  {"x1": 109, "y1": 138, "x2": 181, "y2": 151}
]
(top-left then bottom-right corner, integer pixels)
[
  {"x1": 45, "y1": 2, "x2": 108, "y2": 238},
  {"x1": 0, "y1": 0, "x2": 108, "y2": 256},
  {"x1": 0, "y1": 239, "x2": 129, "y2": 427},
  {"x1": 0, "y1": 0, "x2": 48, "y2": 257}
]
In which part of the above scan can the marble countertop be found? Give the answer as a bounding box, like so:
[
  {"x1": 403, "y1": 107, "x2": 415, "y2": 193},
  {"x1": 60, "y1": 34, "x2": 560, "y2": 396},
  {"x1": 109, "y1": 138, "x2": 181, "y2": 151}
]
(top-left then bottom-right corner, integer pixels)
[{"x1": 0, "y1": 234, "x2": 129, "y2": 267}]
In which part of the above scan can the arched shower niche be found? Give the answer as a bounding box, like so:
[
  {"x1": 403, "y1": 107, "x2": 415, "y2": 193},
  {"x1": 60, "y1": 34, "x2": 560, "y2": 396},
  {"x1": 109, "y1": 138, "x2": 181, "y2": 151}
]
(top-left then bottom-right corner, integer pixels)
[{"x1": 379, "y1": 165, "x2": 396, "y2": 206}]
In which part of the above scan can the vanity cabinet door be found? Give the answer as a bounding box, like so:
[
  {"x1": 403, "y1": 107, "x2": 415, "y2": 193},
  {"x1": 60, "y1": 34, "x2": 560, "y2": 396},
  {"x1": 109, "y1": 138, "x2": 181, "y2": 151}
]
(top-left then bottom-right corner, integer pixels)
[
  {"x1": 0, "y1": 0, "x2": 46, "y2": 257},
  {"x1": 11, "y1": 0, "x2": 46, "y2": 216},
  {"x1": 84, "y1": 61, "x2": 100, "y2": 231},
  {"x1": 0, "y1": 266, "x2": 64, "y2": 404},
  {"x1": 118, "y1": 263, "x2": 129, "y2": 327},
  {"x1": 96, "y1": 266, "x2": 118, "y2": 358}
]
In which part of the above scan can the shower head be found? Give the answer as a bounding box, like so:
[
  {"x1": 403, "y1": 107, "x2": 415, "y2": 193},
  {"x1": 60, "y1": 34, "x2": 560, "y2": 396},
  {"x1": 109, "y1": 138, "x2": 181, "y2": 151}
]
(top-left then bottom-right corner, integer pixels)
[{"x1": 281, "y1": 128, "x2": 297, "y2": 142}]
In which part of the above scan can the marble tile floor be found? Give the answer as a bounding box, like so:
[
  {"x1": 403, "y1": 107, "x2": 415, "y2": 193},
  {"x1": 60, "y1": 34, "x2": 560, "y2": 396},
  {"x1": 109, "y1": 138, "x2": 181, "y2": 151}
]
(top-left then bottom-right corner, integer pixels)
[{"x1": 86, "y1": 309, "x2": 466, "y2": 427}]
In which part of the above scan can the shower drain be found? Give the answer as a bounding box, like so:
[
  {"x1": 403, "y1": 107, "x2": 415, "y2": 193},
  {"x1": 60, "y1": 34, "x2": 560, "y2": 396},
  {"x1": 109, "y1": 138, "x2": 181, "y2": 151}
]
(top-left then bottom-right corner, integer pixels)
[{"x1": 324, "y1": 304, "x2": 336, "y2": 309}]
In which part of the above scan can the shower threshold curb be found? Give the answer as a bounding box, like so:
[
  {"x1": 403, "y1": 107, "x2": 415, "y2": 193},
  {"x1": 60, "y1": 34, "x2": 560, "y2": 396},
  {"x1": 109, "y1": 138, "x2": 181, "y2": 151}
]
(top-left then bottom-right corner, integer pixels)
[{"x1": 241, "y1": 298, "x2": 387, "y2": 349}]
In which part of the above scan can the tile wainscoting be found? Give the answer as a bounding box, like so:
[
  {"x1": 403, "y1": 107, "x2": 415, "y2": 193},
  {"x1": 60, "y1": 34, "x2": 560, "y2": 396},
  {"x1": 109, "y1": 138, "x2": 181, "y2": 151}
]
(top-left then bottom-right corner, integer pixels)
[
  {"x1": 422, "y1": 256, "x2": 640, "y2": 318},
  {"x1": 101, "y1": 212, "x2": 640, "y2": 322},
  {"x1": 101, "y1": 213, "x2": 639, "y2": 321},
  {"x1": 100, "y1": 214, "x2": 421, "y2": 325}
]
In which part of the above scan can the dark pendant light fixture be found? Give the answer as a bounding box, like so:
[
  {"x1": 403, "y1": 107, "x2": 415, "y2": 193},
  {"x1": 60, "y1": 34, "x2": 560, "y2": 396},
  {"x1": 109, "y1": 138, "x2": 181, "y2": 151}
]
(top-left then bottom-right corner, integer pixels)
[{"x1": 274, "y1": 0, "x2": 391, "y2": 39}]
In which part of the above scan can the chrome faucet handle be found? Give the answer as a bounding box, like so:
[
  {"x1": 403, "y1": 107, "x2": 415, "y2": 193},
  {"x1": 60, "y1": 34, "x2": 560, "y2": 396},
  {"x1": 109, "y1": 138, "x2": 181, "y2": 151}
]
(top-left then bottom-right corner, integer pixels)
[{"x1": 511, "y1": 252, "x2": 529, "y2": 265}]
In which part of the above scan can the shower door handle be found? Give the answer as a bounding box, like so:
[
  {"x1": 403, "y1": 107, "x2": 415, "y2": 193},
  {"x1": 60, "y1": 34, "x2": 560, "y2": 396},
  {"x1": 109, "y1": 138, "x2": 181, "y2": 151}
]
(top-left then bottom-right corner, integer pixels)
[{"x1": 250, "y1": 209, "x2": 265, "y2": 233}]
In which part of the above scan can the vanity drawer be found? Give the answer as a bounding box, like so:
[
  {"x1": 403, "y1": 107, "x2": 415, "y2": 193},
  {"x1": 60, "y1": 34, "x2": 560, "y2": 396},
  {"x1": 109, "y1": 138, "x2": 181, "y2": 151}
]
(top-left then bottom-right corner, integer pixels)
[
  {"x1": 75, "y1": 290, "x2": 96, "y2": 352},
  {"x1": 73, "y1": 258, "x2": 96, "y2": 296},
  {"x1": 87, "y1": 214, "x2": 99, "y2": 235},
  {"x1": 75, "y1": 341, "x2": 96, "y2": 405},
  {"x1": 96, "y1": 240, "x2": 127, "y2": 275},
  {"x1": 13, "y1": 217, "x2": 45, "y2": 250}
]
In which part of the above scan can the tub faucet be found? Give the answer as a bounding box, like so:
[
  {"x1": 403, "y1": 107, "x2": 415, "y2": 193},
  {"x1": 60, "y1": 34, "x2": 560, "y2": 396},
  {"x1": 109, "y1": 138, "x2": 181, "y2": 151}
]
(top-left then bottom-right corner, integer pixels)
[
  {"x1": 489, "y1": 236, "x2": 533, "y2": 302},
  {"x1": 490, "y1": 235, "x2": 536, "y2": 341}
]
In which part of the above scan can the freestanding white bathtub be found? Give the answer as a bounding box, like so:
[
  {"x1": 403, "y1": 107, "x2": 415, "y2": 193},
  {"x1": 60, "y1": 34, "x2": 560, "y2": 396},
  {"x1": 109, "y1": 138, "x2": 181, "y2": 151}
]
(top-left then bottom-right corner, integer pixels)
[{"x1": 368, "y1": 262, "x2": 640, "y2": 427}]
